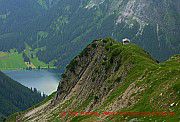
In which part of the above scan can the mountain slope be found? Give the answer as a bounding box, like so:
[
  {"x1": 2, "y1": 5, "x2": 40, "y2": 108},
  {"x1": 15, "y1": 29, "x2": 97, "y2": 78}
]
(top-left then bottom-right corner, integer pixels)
[
  {"x1": 0, "y1": 0, "x2": 179, "y2": 71},
  {"x1": 36, "y1": 0, "x2": 180, "y2": 65},
  {"x1": 12, "y1": 38, "x2": 180, "y2": 122},
  {"x1": 0, "y1": 71, "x2": 45, "y2": 120}
]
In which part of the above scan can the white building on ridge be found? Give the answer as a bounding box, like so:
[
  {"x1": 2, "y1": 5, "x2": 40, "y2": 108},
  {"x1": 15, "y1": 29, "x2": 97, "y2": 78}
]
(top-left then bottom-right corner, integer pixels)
[{"x1": 122, "y1": 38, "x2": 130, "y2": 45}]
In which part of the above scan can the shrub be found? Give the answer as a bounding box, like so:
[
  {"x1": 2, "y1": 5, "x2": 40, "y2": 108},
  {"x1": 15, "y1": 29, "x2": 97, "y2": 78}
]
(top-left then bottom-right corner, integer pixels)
[
  {"x1": 61, "y1": 73, "x2": 67, "y2": 78},
  {"x1": 103, "y1": 39, "x2": 108, "y2": 43},
  {"x1": 67, "y1": 59, "x2": 78, "y2": 72},
  {"x1": 91, "y1": 43, "x2": 97, "y2": 48},
  {"x1": 94, "y1": 96, "x2": 99, "y2": 101},
  {"x1": 115, "y1": 76, "x2": 122, "y2": 82},
  {"x1": 79, "y1": 48, "x2": 90, "y2": 57}
]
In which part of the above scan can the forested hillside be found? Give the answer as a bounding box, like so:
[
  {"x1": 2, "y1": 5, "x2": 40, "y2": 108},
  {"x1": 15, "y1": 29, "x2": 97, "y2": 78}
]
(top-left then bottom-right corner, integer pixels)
[
  {"x1": 0, "y1": 71, "x2": 45, "y2": 121},
  {"x1": 0, "y1": 0, "x2": 179, "y2": 71}
]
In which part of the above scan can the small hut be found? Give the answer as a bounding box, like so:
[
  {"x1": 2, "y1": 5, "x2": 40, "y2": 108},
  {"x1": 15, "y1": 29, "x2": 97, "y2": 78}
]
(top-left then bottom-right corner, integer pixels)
[{"x1": 122, "y1": 38, "x2": 130, "y2": 45}]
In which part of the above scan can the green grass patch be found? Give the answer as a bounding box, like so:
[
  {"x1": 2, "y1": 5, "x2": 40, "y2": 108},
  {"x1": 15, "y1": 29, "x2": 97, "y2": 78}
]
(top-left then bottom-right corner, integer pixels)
[{"x1": 0, "y1": 52, "x2": 27, "y2": 70}]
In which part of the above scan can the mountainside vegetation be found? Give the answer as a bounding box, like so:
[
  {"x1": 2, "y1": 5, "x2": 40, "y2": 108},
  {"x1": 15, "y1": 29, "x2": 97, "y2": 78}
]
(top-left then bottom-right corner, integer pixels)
[
  {"x1": 9, "y1": 38, "x2": 180, "y2": 122},
  {"x1": 0, "y1": 51, "x2": 27, "y2": 70},
  {"x1": 0, "y1": 0, "x2": 179, "y2": 71},
  {"x1": 0, "y1": 71, "x2": 46, "y2": 121},
  {"x1": 0, "y1": 45, "x2": 54, "y2": 70}
]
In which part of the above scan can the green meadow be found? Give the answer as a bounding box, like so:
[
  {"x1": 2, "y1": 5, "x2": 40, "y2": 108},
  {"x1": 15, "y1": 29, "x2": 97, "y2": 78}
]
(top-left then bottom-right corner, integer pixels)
[
  {"x1": 0, "y1": 52, "x2": 27, "y2": 70},
  {"x1": 0, "y1": 46, "x2": 55, "y2": 70}
]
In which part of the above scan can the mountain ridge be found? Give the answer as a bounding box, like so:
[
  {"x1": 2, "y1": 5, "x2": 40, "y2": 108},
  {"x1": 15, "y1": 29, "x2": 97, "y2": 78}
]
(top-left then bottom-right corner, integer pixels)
[{"x1": 9, "y1": 38, "x2": 180, "y2": 122}]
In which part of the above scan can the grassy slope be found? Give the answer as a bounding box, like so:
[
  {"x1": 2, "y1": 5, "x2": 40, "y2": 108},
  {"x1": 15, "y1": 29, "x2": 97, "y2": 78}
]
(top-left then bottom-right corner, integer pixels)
[
  {"x1": 0, "y1": 52, "x2": 27, "y2": 70},
  {"x1": 6, "y1": 38, "x2": 180, "y2": 122},
  {"x1": 105, "y1": 56, "x2": 180, "y2": 122},
  {"x1": 0, "y1": 46, "x2": 55, "y2": 70},
  {"x1": 24, "y1": 44, "x2": 55, "y2": 69}
]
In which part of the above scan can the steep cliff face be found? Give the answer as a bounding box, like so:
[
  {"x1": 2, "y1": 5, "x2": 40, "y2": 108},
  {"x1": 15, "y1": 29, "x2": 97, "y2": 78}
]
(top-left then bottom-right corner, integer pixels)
[
  {"x1": 13, "y1": 38, "x2": 180, "y2": 122},
  {"x1": 86, "y1": 0, "x2": 179, "y2": 26}
]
